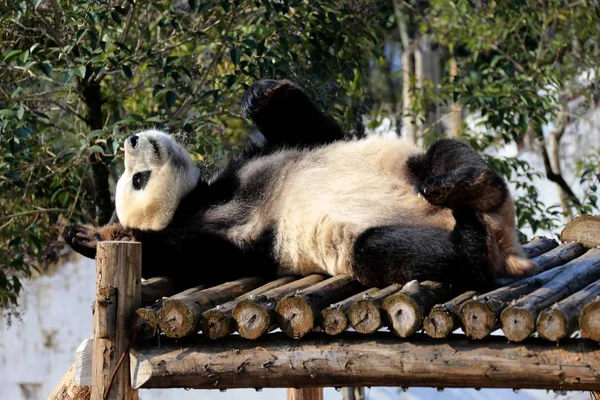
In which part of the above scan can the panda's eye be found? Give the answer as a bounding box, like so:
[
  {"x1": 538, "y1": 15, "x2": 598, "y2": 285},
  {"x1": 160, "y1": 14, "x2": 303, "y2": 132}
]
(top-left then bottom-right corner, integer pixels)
[{"x1": 132, "y1": 170, "x2": 151, "y2": 190}]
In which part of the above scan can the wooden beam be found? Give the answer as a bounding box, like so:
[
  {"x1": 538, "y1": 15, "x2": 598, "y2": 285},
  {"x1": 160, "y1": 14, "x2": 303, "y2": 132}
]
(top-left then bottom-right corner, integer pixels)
[
  {"x1": 276, "y1": 275, "x2": 365, "y2": 339},
  {"x1": 157, "y1": 277, "x2": 265, "y2": 338},
  {"x1": 129, "y1": 332, "x2": 600, "y2": 391},
  {"x1": 319, "y1": 288, "x2": 378, "y2": 336},
  {"x1": 382, "y1": 280, "x2": 453, "y2": 338},
  {"x1": 500, "y1": 248, "x2": 600, "y2": 342},
  {"x1": 233, "y1": 275, "x2": 327, "y2": 339},
  {"x1": 347, "y1": 284, "x2": 402, "y2": 334},
  {"x1": 92, "y1": 241, "x2": 141, "y2": 400},
  {"x1": 460, "y1": 242, "x2": 587, "y2": 339},
  {"x1": 141, "y1": 276, "x2": 177, "y2": 306},
  {"x1": 202, "y1": 276, "x2": 297, "y2": 340},
  {"x1": 537, "y1": 278, "x2": 600, "y2": 341},
  {"x1": 521, "y1": 236, "x2": 558, "y2": 259},
  {"x1": 561, "y1": 214, "x2": 600, "y2": 248},
  {"x1": 423, "y1": 291, "x2": 477, "y2": 339}
]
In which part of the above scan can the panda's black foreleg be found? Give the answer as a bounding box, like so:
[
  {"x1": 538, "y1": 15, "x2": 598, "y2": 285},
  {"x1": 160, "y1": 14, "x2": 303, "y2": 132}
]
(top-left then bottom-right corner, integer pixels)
[
  {"x1": 407, "y1": 138, "x2": 508, "y2": 212},
  {"x1": 241, "y1": 79, "x2": 345, "y2": 149},
  {"x1": 351, "y1": 208, "x2": 493, "y2": 292}
]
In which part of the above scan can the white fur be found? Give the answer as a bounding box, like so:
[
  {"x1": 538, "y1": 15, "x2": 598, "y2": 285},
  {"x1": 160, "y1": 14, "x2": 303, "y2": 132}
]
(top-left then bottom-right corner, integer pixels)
[{"x1": 115, "y1": 129, "x2": 199, "y2": 230}]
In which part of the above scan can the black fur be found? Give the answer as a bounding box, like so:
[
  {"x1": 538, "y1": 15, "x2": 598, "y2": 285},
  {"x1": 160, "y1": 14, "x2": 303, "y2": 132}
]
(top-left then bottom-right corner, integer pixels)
[
  {"x1": 132, "y1": 170, "x2": 151, "y2": 191},
  {"x1": 407, "y1": 138, "x2": 508, "y2": 212},
  {"x1": 241, "y1": 79, "x2": 345, "y2": 150}
]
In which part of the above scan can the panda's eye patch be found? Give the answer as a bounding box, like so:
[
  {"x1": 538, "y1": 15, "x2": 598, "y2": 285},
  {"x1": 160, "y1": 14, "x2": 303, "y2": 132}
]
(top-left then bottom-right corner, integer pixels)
[
  {"x1": 132, "y1": 170, "x2": 152, "y2": 190},
  {"x1": 148, "y1": 138, "x2": 161, "y2": 158}
]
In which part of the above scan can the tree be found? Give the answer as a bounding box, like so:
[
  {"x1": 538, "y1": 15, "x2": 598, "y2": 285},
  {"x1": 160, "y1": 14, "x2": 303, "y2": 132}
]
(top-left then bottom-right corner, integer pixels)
[{"x1": 0, "y1": 0, "x2": 386, "y2": 320}]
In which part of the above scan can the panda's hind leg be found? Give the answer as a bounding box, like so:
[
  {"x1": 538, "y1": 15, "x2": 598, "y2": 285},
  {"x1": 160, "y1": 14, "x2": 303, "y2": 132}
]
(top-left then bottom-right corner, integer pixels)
[
  {"x1": 407, "y1": 138, "x2": 507, "y2": 213},
  {"x1": 351, "y1": 208, "x2": 494, "y2": 291}
]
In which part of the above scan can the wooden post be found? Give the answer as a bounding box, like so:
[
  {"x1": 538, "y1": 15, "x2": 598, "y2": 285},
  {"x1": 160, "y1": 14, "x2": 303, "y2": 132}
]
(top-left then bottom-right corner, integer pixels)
[
  {"x1": 287, "y1": 388, "x2": 323, "y2": 400},
  {"x1": 92, "y1": 241, "x2": 141, "y2": 400}
]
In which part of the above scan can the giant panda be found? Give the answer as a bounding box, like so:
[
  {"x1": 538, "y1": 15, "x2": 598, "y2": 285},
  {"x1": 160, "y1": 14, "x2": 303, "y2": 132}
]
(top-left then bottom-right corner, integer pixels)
[{"x1": 63, "y1": 79, "x2": 534, "y2": 292}]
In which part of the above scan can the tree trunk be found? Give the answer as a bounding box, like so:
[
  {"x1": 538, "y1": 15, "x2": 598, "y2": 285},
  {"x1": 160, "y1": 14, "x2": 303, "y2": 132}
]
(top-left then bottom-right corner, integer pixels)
[{"x1": 448, "y1": 57, "x2": 462, "y2": 137}]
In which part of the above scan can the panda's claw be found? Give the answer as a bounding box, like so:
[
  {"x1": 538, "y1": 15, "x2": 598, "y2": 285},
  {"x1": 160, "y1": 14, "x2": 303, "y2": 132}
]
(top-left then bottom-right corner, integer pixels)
[{"x1": 62, "y1": 224, "x2": 100, "y2": 259}]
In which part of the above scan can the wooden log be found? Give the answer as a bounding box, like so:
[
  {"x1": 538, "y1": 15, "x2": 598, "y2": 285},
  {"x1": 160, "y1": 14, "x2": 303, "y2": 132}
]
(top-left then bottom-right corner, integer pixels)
[
  {"x1": 460, "y1": 241, "x2": 587, "y2": 339},
  {"x1": 347, "y1": 284, "x2": 403, "y2": 334},
  {"x1": 201, "y1": 276, "x2": 297, "y2": 340},
  {"x1": 382, "y1": 280, "x2": 453, "y2": 338},
  {"x1": 129, "y1": 332, "x2": 600, "y2": 391},
  {"x1": 537, "y1": 278, "x2": 600, "y2": 341},
  {"x1": 141, "y1": 276, "x2": 177, "y2": 306},
  {"x1": 423, "y1": 291, "x2": 477, "y2": 339},
  {"x1": 275, "y1": 275, "x2": 365, "y2": 339},
  {"x1": 233, "y1": 275, "x2": 327, "y2": 339},
  {"x1": 319, "y1": 288, "x2": 379, "y2": 336},
  {"x1": 521, "y1": 236, "x2": 558, "y2": 259},
  {"x1": 561, "y1": 214, "x2": 600, "y2": 248},
  {"x1": 49, "y1": 360, "x2": 91, "y2": 400},
  {"x1": 157, "y1": 277, "x2": 265, "y2": 338},
  {"x1": 92, "y1": 241, "x2": 141, "y2": 400},
  {"x1": 580, "y1": 297, "x2": 600, "y2": 342},
  {"x1": 287, "y1": 388, "x2": 323, "y2": 400},
  {"x1": 500, "y1": 248, "x2": 600, "y2": 342}
]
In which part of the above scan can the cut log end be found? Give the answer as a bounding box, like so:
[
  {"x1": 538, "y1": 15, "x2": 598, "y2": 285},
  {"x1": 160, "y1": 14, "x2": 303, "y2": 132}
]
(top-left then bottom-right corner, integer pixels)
[
  {"x1": 580, "y1": 300, "x2": 600, "y2": 342},
  {"x1": 500, "y1": 306, "x2": 535, "y2": 342},
  {"x1": 423, "y1": 308, "x2": 454, "y2": 339},
  {"x1": 460, "y1": 300, "x2": 496, "y2": 340},
  {"x1": 157, "y1": 300, "x2": 195, "y2": 339},
  {"x1": 382, "y1": 294, "x2": 421, "y2": 338},
  {"x1": 319, "y1": 308, "x2": 348, "y2": 336},
  {"x1": 201, "y1": 309, "x2": 231, "y2": 340},
  {"x1": 276, "y1": 296, "x2": 314, "y2": 339},
  {"x1": 348, "y1": 300, "x2": 381, "y2": 334},
  {"x1": 536, "y1": 308, "x2": 568, "y2": 342},
  {"x1": 233, "y1": 299, "x2": 271, "y2": 340}
]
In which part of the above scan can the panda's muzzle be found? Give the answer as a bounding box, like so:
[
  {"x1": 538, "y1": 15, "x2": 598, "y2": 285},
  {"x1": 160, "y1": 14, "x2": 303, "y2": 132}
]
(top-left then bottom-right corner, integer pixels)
[{"x1": 128, "y1": 134, "x2": 139, "y2": 149}]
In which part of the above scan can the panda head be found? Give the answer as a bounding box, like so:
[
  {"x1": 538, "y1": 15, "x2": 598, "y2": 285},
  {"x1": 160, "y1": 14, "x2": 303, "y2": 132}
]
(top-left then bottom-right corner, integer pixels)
[{"x1": 115, "y1": 129, "x2": 200, "y2": 231}]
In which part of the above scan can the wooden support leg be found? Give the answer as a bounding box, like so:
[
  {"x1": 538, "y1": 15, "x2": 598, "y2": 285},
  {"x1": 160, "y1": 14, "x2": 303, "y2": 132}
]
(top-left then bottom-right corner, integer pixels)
[
  {"x1": 92, "y1": 241, "x2": 141, "y2": 400},
  {"x1": 287, "y1": 388, "x2": 323, "y2": 400}
]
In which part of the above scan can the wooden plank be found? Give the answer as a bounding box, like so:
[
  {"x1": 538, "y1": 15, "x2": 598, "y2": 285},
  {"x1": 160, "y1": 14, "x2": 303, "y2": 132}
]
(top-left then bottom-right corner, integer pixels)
[
  {"x1": 92, "y1": 241, "x2": 141, "y2": 400},
  {"x1": 537, "y1": 278, "x2": 600, "y2": 341},
  {"x1": 500, "y1": 248, "x2": 600, "y2": 342},
  {"x1": 561, "y1": 214, "x2": 600, "y2": 248},
  {"x1": 275, "y1": 275, "x2": 365, "y2": 339},
  {"x1": 460, "y1": 242, "x2": 587, "y2": 339},
  {"x1": 382, "y1": 280, "x2": 453, "y2": 338},
  {"x1": 129, "y1": 332, "x2": 600, "y2": 391},
  {"x1": 202, "y1": 276, "x2": 297, "y2": 340},
  {"x1": 157, "y1": 277, "x2": 266, "y2": 338}
]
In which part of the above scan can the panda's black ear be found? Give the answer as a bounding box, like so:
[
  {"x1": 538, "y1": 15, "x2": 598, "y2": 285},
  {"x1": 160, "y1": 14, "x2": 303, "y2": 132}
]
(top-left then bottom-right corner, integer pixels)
[{"x1": 241, "y1": 79, "x2": 345, "y2": 149}]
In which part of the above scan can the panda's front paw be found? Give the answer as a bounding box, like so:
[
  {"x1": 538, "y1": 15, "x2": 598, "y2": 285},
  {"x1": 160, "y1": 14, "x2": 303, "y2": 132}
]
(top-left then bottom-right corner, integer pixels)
[
  {"x1": 62, "y1": 224, "x2": 101, "y2": 259},
  {"x1": 241, "y1": 79, "x2": 298, "y2": 119}
]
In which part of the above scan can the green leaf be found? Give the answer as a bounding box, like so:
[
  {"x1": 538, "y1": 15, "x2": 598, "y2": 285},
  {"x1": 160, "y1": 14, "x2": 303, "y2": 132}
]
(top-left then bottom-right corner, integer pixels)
[
  {"x1": 74, "y1": 65, "x2": 87, "y2": 78},
  {"x1": 88, "y1": 130, "x2": 105, "y2": 138},
  {"x1": 153, "y1": 84, "x2": 166, "y2": 98},
  {"x1": 89, "y1": 145, "x2": 104, "y2": 154},
  {"x1": 3, "y1": 50, "x2": 21, "y2": 63},
  {"x1": 111, "y1": 10, "x2": 123, "y2": 23},
  {"x1": 122, "y1": 65, "x2": 133, "y2": 78},
  {"x1": 40, "y1": 61, "x2": 53, "y2": 77},
  {"x1": 230, "y1": 47, "x2": 242, "y2": 66},
  {"x1": 166, "y1": 91, "x2": 177, "y2": 107},
  {"x1": 16, "y1": 104, "x2": 24, "y2": 120}
]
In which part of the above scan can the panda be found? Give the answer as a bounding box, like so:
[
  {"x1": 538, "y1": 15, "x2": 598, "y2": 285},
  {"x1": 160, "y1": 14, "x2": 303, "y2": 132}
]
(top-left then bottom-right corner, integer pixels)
[{"x1": 63, "y1": 79, "x2": 534, "y2": 292}]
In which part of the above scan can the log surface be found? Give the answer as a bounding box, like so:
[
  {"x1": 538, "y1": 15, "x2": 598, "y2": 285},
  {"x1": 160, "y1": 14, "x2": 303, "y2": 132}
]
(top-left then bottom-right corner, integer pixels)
[
  {"x1": 580, "y1": 298, "x2": 600, "y2": 342},
  {"x1": 49, "y1": 360, "x2": 91, "y2": 400},
  {"x1": 423, "y1": 291, "x2": 477, "y2": 339},
  {"x1": 501, "y1": 248, "x2": 600, "y2": 342},
  {"x1": 537, "y1": 278, "x2": 600, "y2": 341},
  {"x1": 347, "y1": 284, "x2": 402, "y2": 334},
  {"x1": 319, "y1": 288, "x2": 379, "y2": 336},
  {"x1": 141, "y1": 276, "x2": 177, "y2": 306},
  {"x1": 461, "y1": 242, "x2": 586, "y2": 340},
  {"x1": 561, "y1": 214, "x2": 600, "y2": 248},
  {"x1": 521, "y1": 236, "x2": 558, "y2": 259},
  {"x1": 130, "y1": 332, "x2": 600, "y2": 391}
]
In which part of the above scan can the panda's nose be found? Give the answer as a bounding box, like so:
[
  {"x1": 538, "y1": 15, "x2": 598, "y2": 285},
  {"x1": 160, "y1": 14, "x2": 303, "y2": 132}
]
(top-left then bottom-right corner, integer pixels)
[{"x1": 128, "y1": 135, "x2": 139, "y2": 149}]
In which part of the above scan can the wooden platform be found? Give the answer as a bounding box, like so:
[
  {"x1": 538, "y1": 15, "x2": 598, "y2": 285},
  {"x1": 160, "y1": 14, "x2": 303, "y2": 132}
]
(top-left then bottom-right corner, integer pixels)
[
  {"x1": 52, "y1": 215, "x2": 600, "y2": 399},
  {"x1": 124, "y1": 215, "x2": 600, "y2": 392}
]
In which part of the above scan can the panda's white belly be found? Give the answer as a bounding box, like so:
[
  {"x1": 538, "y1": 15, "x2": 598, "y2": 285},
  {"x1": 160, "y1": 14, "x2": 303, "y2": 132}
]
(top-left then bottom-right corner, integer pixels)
[{"x1": 270, "y1": 135, "x2": 455, "y2": 276}]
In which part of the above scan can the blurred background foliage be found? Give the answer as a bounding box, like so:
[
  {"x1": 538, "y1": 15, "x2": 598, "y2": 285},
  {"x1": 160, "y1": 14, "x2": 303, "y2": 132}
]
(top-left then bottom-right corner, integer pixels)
[{"x1": 1, "y1": 0, "x2": 599, "y2": 320}]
